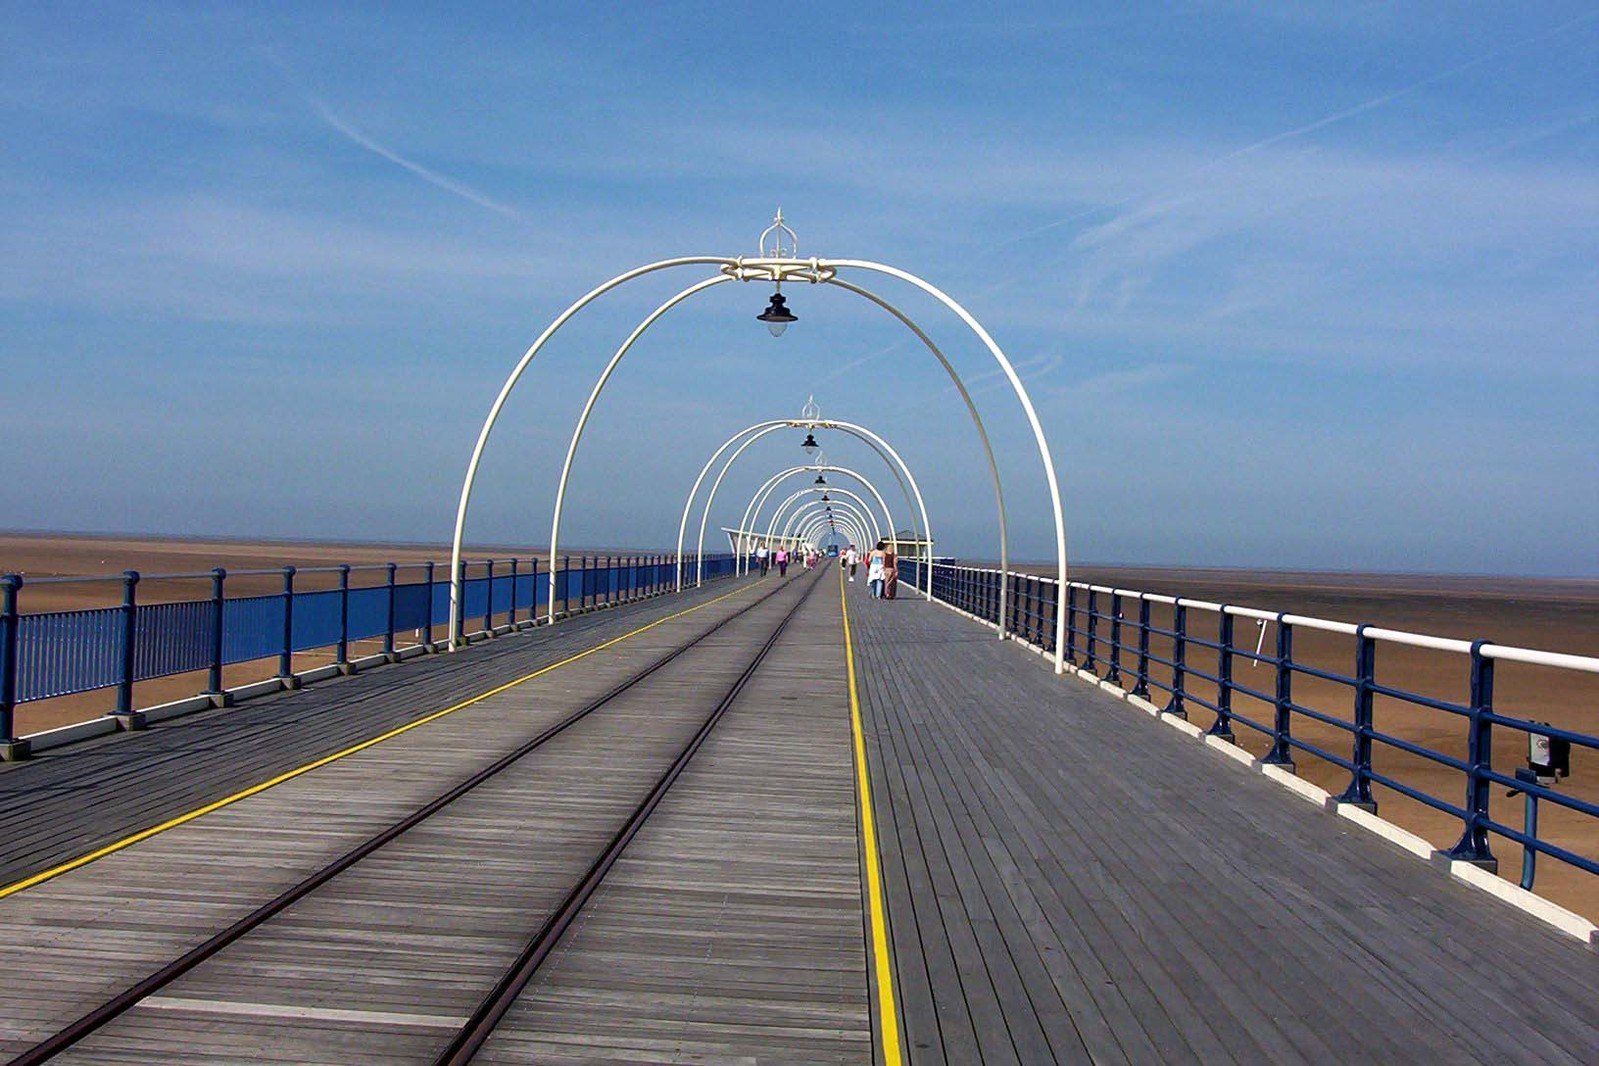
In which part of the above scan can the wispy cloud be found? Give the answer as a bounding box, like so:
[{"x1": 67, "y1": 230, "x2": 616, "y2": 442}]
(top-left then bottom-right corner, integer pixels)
[
  {"x1": 263, "y1": 48, "x2": 521, "y2": 218},
  {"x1": 1002, "y1": 8, "x2": 1599, "y2": 249},
  {"x1": 305, "y1": 98, "x2": 522, "y2": 218}
]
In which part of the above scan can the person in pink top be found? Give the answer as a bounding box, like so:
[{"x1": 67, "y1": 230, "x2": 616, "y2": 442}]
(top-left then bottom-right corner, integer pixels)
[{"x1": 774, "y1": 546, "x2": 789, "y2": 577}]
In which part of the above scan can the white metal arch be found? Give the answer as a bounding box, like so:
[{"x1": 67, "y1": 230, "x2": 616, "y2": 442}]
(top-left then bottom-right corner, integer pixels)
[
  {"x1": 681, "y1": 419, "x2": 932, "y2": 596},
  {"x1": 545, "y1": 274, "x2": 731, "y2": 606},
  {"x1": 775, "y1": 493, "x2": 880, "y2": 548},
  {"x1": 540, "y1": 272, "x2": 1003, "y2": 618},
  {"x1": 449, "y1": 252, "x2": 1066, "y2": 668},
  {"x1": 683, "y1": 420, "x2": 923, "y2": 587},
  {"x1": 800, "y1": 517, "x2": 864, "y2": 552},
  {"x1": 827, "y1": 277, "x2": 1011, "y2": 636},
  {"x1": 735, "y1": 464, "x2": 899, "y2": 573},
  {"x1": 767, "y1": 485, "x2": 882, "y2": 546},
  {"x1": 789, "y1": 503, "x2": 871, "y2": 552},
  {"x1": 799, "y1": 510, "x2": 866, "y2": 550},
  {"x1": 769, "y1": 487, "x2": 882, "y2": 548},
  {"x1": 737, "y1": 465, "x2": 885, "y2": 576}
]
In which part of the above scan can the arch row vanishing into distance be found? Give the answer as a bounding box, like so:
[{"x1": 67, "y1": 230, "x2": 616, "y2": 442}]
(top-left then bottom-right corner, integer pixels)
[
  {"x1": 677, "y1": 417, "x2": 931, "y2": 596},
  {"x1": 448, "y1": 219, "x2": 1070, "y2": 669},
  {"x1": 733, "y1": 463, "x2": 900, "y2": 575}
]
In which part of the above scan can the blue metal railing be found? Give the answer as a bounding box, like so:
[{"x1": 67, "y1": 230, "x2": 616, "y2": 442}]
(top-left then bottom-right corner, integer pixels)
[
  {"x1": 902, "y1": 558, "x2": 1599, "y2": 895},
  {"x1": 0, "y1": 552, "x2": 735, "y2": 745}
]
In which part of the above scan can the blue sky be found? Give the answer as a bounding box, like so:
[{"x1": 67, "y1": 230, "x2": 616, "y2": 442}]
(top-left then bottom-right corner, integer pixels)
[{"x1": 2, "y1": 3, "x2": 1595, "y2": 575}]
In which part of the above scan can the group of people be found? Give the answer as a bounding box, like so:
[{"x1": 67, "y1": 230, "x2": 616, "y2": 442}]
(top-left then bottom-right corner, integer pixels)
[
  {"x1": 751, "y1": 540, "x2": 898, "y2": 599},
  {"x1": 841, "y1": 541, "x2": 898, "y2": 599}
]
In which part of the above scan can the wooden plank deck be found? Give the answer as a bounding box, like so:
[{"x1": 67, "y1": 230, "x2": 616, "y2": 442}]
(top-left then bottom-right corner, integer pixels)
[
  {"x1": 478, "y1": 568, "x2": 869, "y2": 1064},
  {"x1": 847, "y1": 588, "x2": 1599, "y2": 1065},
  {"x1": 0, "y1": 576, "x2": 755, "y2": 891},
  {"x1": 0, "y1": 571, "x2": 872, "y2": 1064}
]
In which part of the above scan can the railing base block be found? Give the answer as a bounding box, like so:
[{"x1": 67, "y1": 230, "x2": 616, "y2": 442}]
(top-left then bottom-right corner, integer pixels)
[
  {"x1": 113, "y1": 711, "x2": 147, "y2": 732},
  {"x1": 279, "y1": 675, "x2": 303, "y2": 690},
  {"x1": 204, "y1": 691, "x2": 232, "y2": 709},
  {"x1": 1261, "y1": 756, "x2": 1295, "y2": 774},
  {"x1": 1334, "y1": 798, "x2": 1378, "y2": 815},
  {"x1": 1, "y1": 739, "x2": 31, "y2": 762},
  {"x1": 337, "y1": 662, "x2": 359, "y2": 676},
  {"x1": 1447, "y1": 853, "x2": 1499, "y2": 875}
]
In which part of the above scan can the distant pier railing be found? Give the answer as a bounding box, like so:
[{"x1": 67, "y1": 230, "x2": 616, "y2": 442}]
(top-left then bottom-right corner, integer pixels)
[
  {"x1": 903, "y1": 558, "x2": 1598, "y2": 895},
  {"x1": 0, "y1": 552, "x2": 737, "y2": 753}
]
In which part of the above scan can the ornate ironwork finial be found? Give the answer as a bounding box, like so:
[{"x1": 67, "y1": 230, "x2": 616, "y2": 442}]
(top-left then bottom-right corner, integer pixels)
[{"x1": 759, "y1": 208, "x2": 798, "y2": 258}]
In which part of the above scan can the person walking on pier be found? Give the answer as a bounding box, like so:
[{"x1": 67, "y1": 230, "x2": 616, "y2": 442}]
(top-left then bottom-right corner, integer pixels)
[
  {"x1": 883, "y1": 543, "x2": 899, "y2": 599},
  {"x1": 756, "y1": 543, "x2": 770, "y2": 577},
  {"x1": 844, "y1": 544, "x2": 859, "y2": 582},
  {"x1": 775, "y1": 546, "x2": 789, "y2": 577},
  {"x1": 866, "y1": 541, "x2": 887, "y2": 598}
]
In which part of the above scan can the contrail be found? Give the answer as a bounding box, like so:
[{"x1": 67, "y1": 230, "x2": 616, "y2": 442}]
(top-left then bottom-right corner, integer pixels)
[
  {"x1": 306, "y1": 99, "x2": 521, "y2": 218},
  {"x1": 1002, "y1": 8, "x2": 1599, "y2": 247},
  {"x1": 262, "y1": 47, "x2": 520, "y2": 218}
]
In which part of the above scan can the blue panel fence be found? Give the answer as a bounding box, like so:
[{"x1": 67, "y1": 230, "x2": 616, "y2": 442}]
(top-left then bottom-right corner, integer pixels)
[
  {"x1": 902, "y1": 558, "x2": 1599, "y2": 897},
  {"x1": 0, "y1": 553, "x2": 736, "y2": 745}
]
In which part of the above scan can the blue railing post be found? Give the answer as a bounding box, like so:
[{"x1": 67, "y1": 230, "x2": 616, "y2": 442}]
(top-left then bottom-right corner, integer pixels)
[
  {"x1": 1065, "y1": 585, "x2": 1078, "y2": 664},
  {"x1": 1105, "y1": 592, "x2": 1125, "y2": 686},
  {"x1": 1514, "y1": 768, "x2": 1538, "y2": 889},
  {"x1": 508, "y1": 558, "x2": 519, "y2": 627},
  {"x1": 1046, "y1": 579, "x2": 1060, "y2": 653},
  {"x1": 1084, "y1": 589, "x2": 1100, "y2": 674},
  {"x1": 206, "y1": 568, "x2": 227, "y2": 702},
  {"x1": 453, "y1": 560, "x2": 468, "y2": 646},
  {"x1": 335, "y1": 564, "x2": 351, "y2": 669},
  {"x1": 1338, "y1": 625, "x2": 1378, "y2": 811},
  {"x1": 1162, "y1": 602, "x2": 1188, "y2": 719},
  {"x1": 1263, "y1": 615, "x2": 1295, "y2": 768},
  {"x1": 1132, "y1": 597, "x2": 1151, "y2": 698},
  {"x1": 1, "y1": 574, "x2": 24, "y2": 758},
  {"x1": 115, "y1": 570, "x2": 140, "y2": 720},
  {"x1": 484, "y1": 559, "x2": 496, "y2": 635},
  {"x1": 1209, "y1": 608, "x2": 1236, "y2": 741},
  {"x1": 1447, "y1": 641, "x2": 1498, "y2": 868},
  {"x1": 562, "y1": 555, "x2": 571, "y2": 615},
  {"x1": 279, "y1": 566, "x2": 297, "y2": 681},
  {"x1": 422, "y1": 561, "x2": 436, "y2": 650},
  {"x1": 383, "y1": 563, "x2": 397, "y2": 659},
  {"x1": 529, "y1": 558, "x2": 539, "y2": 619}
]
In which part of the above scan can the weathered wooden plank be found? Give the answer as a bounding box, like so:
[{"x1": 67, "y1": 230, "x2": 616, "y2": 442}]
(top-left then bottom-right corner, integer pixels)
[
  {"x1": 0, "y1": 578, "x2": 817, "y2": 1061},
  {"x1": 848, "y1": 589, "x2": 1599, "y2": 1064},
  {"x1": 0, "y1": 578, "x2": 759, "y2": 888},
  {"x1": 478, "y1": 571, "x2": 871, "y2": 1063}
]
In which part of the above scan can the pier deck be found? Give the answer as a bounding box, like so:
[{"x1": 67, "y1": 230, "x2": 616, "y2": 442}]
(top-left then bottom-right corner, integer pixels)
[
  {"x1": 850, "y1": 588, "x2": 1599, "y2": 1064},
  {"x1": 0, "y1": 569, "x2": 1594, "y2": 1063}
]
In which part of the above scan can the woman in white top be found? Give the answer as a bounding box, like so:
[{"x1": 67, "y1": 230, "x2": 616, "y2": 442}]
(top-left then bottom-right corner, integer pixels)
[{"x1": 866, "y1": 541, "x2": 888, "y2": 599}]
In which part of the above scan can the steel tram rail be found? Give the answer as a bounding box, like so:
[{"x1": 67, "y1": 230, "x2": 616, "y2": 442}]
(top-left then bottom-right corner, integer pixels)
[
  {"x1": 6, "y1": 572, "x2": 813, "y2": 1066},
  {"x1": 435, "y1": 567, "x2": 824, "y2": 1063}
]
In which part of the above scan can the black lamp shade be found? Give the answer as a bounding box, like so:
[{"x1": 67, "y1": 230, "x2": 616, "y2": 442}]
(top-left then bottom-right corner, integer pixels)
[{"x1": 757, "y1": 292, "x2": 797, "y2": 336}]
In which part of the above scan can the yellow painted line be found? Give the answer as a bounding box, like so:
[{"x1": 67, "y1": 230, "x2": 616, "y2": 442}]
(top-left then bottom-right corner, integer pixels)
[
  {"x1": 0, "y1": 585, "x2": 749, "y2": 902},
  {"x1": 840, "y1": 569, "x2": 904, "y2": 1066}
]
